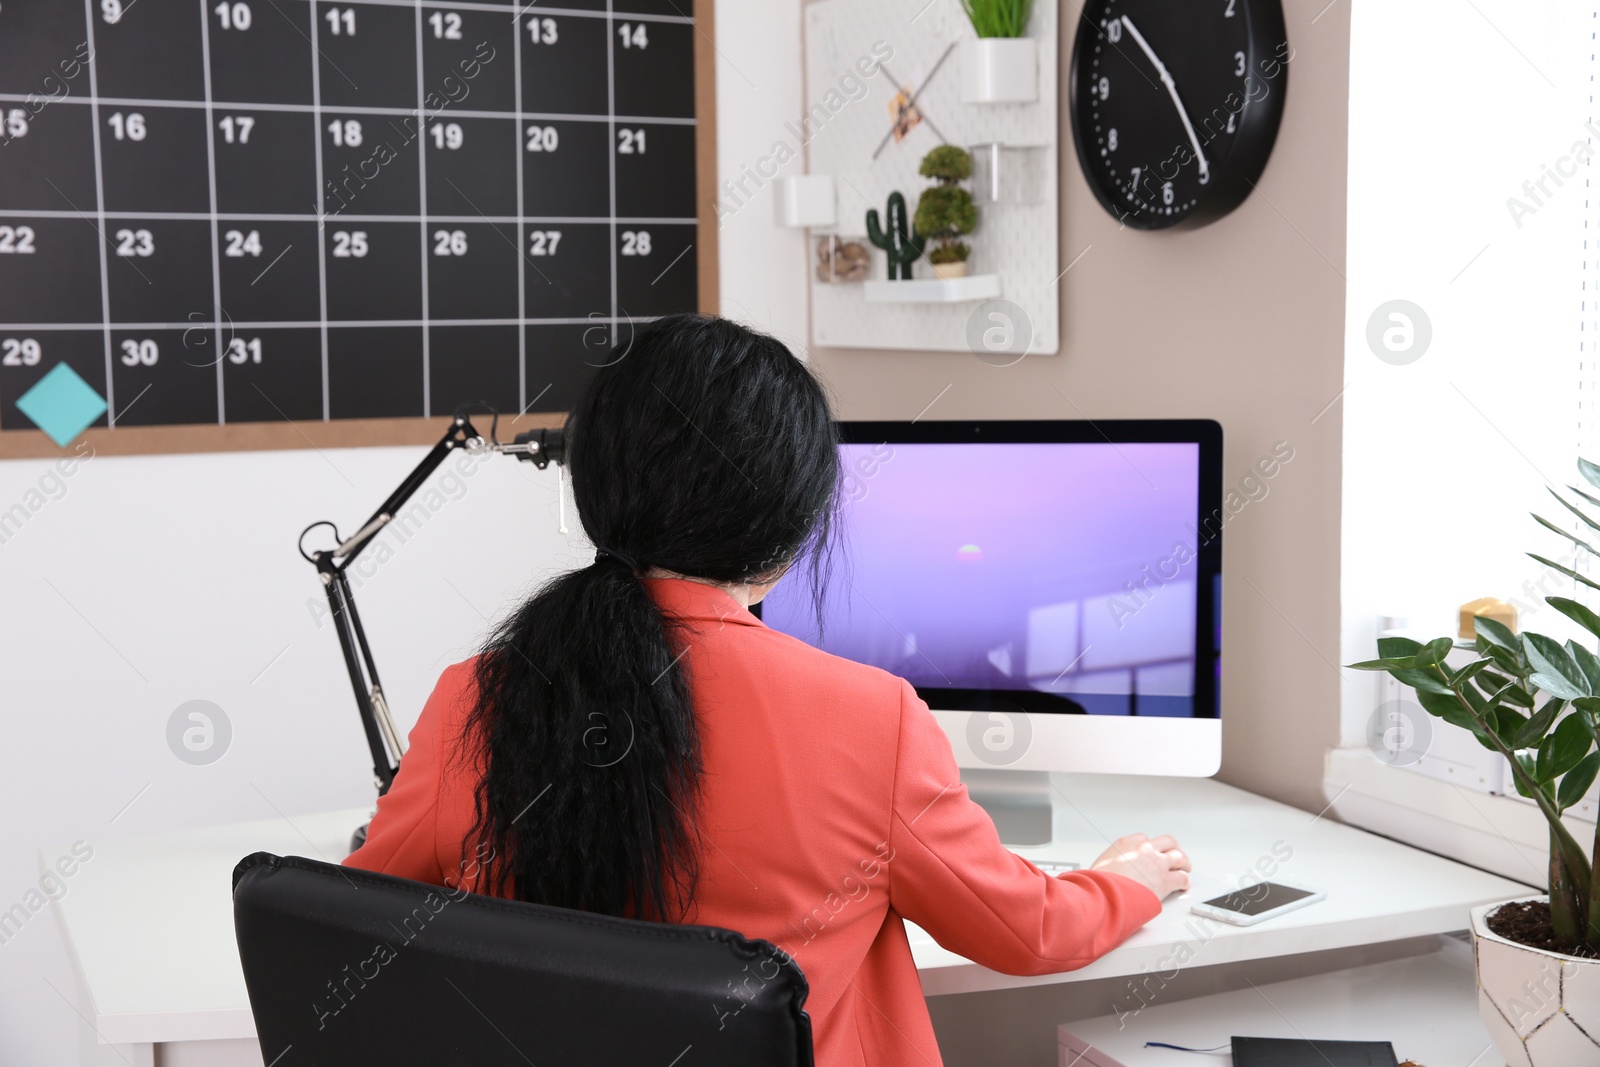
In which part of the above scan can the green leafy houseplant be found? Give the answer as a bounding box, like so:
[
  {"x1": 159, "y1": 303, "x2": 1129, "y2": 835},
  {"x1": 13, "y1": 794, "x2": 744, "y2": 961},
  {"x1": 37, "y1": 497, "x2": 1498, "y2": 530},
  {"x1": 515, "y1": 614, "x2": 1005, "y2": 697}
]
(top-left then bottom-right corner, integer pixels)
[
  {"x1": 960, "y1": 0, "x2": 1034, "y2": 38},
  {"x1": 913, "y1": 146, "x2": 977, "y2": 267},
  {"x1": 1349, "y1": 458, "x2": 1600, "y2": 956}
]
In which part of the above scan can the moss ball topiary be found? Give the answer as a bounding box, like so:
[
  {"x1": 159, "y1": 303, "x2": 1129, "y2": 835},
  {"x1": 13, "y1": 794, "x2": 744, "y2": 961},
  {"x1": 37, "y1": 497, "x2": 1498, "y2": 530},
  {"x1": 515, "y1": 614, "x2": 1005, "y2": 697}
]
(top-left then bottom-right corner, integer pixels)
[
  {"x1": 914, "y1": 184, "x2": 977, "y2": 242},
  {"x1": 919, "y1": 145, "x2": 972, "y2": 183}
]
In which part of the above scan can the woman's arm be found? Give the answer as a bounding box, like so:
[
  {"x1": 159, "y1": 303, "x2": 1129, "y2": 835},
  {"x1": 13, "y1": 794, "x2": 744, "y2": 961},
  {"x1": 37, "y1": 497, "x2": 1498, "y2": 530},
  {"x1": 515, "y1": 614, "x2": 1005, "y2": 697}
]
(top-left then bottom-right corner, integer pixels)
[{"x1": 885, "y1": 681, "x2": 1174, "y2": 975}]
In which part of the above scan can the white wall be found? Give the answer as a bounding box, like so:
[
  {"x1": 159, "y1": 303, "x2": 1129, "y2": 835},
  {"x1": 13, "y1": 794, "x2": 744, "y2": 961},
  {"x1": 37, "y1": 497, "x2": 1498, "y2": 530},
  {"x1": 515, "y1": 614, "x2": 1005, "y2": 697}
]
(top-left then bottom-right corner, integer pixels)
[
  {"x1": 710, "y1": 0, "x2": 809, "y2": 349},
  {"x1": 0, "y1": 445, "x2": 580, "y2": 1064},
  {"x1": 1340, "y1": 0, "x2": 1592, "y2": 745},
  {"x1": 811, "y1": 0, "x2": 1353, "y2": 815},
  {"x1": 0, "y1": 3, "x2": 808, "y2": 1063}
]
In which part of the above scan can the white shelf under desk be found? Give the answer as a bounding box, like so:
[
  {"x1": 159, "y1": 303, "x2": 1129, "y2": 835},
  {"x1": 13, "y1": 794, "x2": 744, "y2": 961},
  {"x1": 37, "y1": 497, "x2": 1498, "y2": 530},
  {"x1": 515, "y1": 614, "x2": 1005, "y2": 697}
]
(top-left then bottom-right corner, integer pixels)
[{"x1": 1059, "y1": 934, "x2": 1485, "y2": 1067}]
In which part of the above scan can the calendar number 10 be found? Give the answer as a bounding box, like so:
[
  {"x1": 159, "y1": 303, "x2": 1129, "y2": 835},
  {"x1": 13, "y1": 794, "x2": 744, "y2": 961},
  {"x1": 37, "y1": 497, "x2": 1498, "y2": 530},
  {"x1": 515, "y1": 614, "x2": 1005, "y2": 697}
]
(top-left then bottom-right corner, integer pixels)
[{"x1": 214, "y1": 2, "x2": 252, "y2": 30}]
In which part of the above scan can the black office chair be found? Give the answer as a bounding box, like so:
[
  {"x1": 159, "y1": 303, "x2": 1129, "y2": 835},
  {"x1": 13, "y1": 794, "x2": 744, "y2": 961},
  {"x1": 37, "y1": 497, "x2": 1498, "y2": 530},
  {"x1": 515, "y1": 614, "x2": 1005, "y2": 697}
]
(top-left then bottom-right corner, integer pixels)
[{"x1": 233, "y1": 852, "x2": 814, "y2": 1066}]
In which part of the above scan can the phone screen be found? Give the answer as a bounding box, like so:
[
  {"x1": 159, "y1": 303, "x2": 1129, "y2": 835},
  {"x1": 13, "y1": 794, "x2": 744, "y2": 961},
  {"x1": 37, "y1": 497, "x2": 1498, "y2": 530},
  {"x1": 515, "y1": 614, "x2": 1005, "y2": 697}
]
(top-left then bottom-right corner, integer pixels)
[{"x1": 1201, "y1": 882, "x2": 1316, "y2": 917}]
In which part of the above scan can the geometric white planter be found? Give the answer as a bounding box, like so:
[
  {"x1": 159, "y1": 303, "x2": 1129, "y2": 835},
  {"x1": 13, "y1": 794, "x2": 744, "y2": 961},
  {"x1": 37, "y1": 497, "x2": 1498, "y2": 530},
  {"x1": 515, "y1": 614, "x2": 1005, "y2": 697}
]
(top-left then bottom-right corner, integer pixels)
[
  {"x1": 1472, "y1": 900, "x2": 1600, "y2": 1066},
  {"x1": 962, "y1": 37, "x2": 1038, "y2": 104}
]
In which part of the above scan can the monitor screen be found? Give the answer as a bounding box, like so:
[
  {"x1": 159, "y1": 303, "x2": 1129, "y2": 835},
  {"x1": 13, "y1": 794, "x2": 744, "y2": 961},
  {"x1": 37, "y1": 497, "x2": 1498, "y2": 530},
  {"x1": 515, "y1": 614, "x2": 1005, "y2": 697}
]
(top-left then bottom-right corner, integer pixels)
[{"x1": 758, "y1": 421, "x2": 1221, "y2": 718}]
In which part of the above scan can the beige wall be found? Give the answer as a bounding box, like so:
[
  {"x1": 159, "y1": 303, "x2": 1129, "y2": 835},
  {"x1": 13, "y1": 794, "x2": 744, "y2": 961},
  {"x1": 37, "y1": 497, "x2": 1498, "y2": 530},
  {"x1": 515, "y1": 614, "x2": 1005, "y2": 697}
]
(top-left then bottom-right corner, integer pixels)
[{"x1": 806, "y1": 0, "x2": 1351, "y2": 816}]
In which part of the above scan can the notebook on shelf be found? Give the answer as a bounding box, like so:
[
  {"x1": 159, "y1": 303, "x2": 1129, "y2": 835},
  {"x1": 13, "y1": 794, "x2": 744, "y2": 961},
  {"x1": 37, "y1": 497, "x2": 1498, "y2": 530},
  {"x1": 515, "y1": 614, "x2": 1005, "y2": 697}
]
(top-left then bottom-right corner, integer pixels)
[{"x1": 1231, "y1": 1036, "x2": 1399, "y2": 1067}]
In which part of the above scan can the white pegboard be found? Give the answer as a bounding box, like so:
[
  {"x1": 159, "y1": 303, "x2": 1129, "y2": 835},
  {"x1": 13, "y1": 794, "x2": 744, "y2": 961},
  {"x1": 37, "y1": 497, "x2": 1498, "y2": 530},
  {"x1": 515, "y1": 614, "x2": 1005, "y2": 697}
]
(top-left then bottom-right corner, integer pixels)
[{"x1": 803, "y1": 0, "x2": 1060, "y2": 353}]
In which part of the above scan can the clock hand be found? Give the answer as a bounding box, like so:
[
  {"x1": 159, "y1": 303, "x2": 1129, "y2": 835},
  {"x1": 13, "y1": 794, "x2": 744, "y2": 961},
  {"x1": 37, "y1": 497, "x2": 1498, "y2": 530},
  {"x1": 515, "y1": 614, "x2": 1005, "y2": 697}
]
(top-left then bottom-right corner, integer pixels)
[{"x1": 1118, "y1": 15, "x2": 1210, "y2": 181}]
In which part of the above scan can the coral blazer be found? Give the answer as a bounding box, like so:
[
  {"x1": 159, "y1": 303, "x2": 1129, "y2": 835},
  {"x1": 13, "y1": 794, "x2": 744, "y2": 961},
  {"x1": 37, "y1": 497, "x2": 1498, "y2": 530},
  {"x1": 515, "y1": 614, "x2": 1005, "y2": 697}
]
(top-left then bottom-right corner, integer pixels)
[{"x1": 345, "y1": 577, "x2": 1162, "y2": 1067}]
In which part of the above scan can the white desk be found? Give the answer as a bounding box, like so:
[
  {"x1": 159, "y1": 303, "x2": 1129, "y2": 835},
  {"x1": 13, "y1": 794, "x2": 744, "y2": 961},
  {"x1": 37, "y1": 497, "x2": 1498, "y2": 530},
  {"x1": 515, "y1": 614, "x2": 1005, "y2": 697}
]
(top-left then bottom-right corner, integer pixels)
[
  {"x1": 1058, "y1": 935, "x2": 1486, "y2": 1067},
  {"x1": 911, "y1": 774, "x2": 1529, "y2": 996},
  {"x1": 49, "y1": 775, "x2": 1532, "y2": 1067}
]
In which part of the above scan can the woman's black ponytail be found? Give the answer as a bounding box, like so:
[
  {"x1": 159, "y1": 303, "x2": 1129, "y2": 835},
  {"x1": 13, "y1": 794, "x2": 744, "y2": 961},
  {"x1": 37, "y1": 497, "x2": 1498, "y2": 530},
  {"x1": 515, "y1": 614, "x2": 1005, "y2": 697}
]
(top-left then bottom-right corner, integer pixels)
[{"x1": 457, "y1": 314, "x2": 839, "y2": 919}]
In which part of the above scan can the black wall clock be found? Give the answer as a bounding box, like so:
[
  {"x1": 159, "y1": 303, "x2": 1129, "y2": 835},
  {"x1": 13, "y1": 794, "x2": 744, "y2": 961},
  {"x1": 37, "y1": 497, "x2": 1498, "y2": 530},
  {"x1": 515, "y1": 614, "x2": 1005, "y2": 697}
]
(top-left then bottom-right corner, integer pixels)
[{"x1": 1069, "y1": 0, "x2": 1289, "y2": 230}]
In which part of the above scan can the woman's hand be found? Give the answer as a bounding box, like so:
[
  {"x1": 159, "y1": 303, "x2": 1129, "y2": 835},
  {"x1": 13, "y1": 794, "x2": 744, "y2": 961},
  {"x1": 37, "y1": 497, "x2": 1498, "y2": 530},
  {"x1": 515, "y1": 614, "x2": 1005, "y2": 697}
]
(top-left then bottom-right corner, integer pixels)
[{"x1": 1090, "y1": 833, "x2": 1191, "y2": 900}]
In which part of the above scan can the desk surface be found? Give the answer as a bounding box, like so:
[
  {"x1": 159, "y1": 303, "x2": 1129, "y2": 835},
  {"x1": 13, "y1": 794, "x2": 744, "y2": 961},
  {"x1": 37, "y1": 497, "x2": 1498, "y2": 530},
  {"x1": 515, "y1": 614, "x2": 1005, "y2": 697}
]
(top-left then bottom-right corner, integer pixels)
[
  {"x1": 1058, "y1": 935, "x2": 1486, "y2": 1067},
  {"x1": 50, "y1": 774, "x2": 1533, "y2": 1045},
  {"x1": 912, "y1": 773, "x2": 1532, "y2": 996}
]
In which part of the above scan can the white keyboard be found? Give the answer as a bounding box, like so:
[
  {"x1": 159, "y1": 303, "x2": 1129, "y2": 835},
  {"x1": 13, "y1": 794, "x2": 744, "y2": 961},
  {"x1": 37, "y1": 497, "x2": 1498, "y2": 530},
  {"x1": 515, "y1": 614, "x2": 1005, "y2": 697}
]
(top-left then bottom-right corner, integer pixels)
[{"x1": 1033, "y1": 860, "x2": 1081, "y2": 874}]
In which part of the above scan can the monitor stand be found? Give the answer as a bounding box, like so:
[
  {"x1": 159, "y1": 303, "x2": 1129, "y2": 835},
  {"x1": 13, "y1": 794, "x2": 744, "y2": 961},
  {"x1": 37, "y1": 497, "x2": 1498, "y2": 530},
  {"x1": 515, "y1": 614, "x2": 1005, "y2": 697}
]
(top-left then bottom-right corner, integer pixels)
[{"x1": 961, "y1": 767, "x2": 1053, "y2": 847}]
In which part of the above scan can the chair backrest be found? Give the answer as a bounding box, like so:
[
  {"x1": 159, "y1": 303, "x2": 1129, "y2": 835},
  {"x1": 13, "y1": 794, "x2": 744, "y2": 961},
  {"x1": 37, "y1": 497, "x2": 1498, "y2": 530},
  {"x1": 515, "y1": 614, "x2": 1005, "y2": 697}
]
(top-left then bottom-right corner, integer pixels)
[{"x1": 233, "y1": 852, "x2": 814, "y2": 1067}]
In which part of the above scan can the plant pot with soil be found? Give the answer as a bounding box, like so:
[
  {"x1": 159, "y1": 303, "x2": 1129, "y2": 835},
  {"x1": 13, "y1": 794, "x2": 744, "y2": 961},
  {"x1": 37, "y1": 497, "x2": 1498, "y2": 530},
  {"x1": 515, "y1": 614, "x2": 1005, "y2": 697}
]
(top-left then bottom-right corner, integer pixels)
[
  {"x1": 1351, "y1": 457, "x2": 1600, "y2": 1066},
  {"x1": 1471, "y1": 900, "x2": 1598, "y2": 1065}
]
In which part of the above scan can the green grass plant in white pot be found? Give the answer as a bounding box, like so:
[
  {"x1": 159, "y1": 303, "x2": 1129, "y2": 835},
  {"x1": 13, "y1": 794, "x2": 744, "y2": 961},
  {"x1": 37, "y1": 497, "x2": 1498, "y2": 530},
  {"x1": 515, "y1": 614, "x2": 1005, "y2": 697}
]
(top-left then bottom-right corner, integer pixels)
[{"x1": 960, "y1": 0, "x2": 1037, "y2": 104}]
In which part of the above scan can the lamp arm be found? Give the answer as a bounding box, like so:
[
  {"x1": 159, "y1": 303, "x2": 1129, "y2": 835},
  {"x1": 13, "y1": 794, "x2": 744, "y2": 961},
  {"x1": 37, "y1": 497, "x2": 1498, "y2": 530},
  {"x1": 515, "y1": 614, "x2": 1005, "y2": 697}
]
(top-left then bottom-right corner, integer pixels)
[{"x1": 300, "y1": 413, "x2": 566, "y2": 795}]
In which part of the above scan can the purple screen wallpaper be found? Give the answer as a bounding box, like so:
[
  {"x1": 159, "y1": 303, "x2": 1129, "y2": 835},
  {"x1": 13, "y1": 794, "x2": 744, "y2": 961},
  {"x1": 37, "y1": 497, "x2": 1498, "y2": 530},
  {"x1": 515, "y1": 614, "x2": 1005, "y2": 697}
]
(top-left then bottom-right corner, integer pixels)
[{"x1": 760, "y1": 442, "x2": 1203, "y2": 716}]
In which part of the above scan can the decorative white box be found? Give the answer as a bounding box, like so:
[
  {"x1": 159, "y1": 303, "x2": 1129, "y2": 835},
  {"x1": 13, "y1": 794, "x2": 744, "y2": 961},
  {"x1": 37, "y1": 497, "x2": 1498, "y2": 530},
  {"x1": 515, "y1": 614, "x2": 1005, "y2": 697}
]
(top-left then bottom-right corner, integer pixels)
[{"x1": 774, "y1": 174, "x2": 837, "y2": 228}]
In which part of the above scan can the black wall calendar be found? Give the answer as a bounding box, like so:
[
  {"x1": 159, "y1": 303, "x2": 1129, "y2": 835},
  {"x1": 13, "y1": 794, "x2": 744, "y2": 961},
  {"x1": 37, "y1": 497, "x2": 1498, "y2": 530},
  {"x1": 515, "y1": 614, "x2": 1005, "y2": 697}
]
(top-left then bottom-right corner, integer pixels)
[{"x1": 0, "y1": 0, "x2": 705, "y2": 441}]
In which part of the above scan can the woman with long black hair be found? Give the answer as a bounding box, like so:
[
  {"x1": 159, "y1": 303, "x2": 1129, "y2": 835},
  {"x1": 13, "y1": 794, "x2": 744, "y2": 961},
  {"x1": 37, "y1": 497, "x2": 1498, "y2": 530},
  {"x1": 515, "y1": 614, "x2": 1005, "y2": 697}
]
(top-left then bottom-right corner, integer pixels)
[{"x1": 346, "y1": 313, "x2": 1188, "y2": 1067}]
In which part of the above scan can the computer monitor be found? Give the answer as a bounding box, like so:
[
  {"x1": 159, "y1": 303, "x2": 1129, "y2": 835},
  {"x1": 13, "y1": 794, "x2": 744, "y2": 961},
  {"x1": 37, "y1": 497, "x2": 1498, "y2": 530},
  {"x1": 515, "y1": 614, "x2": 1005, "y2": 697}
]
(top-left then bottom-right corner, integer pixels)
[{"x1": 757, "y1": 420, "x2": 1223, "y2": 843}]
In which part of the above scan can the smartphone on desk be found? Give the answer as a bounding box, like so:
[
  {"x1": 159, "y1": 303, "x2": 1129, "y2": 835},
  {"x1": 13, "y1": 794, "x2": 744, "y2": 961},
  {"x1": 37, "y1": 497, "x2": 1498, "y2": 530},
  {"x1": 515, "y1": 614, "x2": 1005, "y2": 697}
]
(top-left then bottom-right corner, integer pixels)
[{"x1": 1190, "y1": 880, "x2": 1325, "y2": 926}]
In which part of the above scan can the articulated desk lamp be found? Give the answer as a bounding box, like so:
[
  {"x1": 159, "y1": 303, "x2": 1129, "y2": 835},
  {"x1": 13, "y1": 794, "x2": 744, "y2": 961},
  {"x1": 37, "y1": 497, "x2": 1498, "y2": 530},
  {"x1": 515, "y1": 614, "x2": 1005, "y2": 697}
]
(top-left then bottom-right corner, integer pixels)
[{"x1": 297, "y1": 408, "x2": 566, "y2": 849}]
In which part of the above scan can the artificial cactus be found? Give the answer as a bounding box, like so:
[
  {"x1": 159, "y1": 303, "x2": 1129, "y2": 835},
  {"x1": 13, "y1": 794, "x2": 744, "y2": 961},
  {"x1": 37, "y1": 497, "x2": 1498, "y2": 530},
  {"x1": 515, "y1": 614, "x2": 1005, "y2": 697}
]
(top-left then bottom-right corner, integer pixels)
[{"x1": 865, "y1": 191, "x2": 922, "y2": 280}]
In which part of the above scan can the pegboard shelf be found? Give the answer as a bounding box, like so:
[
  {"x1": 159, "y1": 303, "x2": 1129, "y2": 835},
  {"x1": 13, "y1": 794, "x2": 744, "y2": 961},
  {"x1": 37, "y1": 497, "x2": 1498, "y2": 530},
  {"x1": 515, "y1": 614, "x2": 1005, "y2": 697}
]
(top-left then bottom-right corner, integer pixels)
[
  {"x1": 804, "y1": 0, "x2": 1059, "y2": 353},
  {"x1": 862, "y1": 275, "x2": 1001, "y2": 303}
]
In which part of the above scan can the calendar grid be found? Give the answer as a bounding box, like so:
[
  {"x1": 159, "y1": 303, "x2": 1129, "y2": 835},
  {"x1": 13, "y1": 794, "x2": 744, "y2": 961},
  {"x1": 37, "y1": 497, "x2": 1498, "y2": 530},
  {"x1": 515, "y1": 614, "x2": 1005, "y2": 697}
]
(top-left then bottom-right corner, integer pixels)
[
  {"x1": 197, "y1": 0, "x2": 226, "y2": 424},
  {"x1": 309, "y1": 0, "x2": 333, "y2": 421},
  {"x1": 3, "y1": 317, "x2": 656, "y2": 330},
  {"x1": 0, "y1": 95, "x2": 700, "y2": 125},
  {"x1": 606, "y1": 0, "x2": 618, "y2": 326},
  {"x1": 0, "y1": 210, "x2": 697, "y2": 224},
  {"x1": 0, "y1": 0, "x2": 703, "y2": 435},
  {"x1": 289, "y1": 1, "x2": 694, "y2": 19},
  {"x1": 512, "y1": 0, "x2": 526, "y2": 415},
  {"x1": 80, "y1": 0, "x2": 116, "y2": 428},
  {"x1": 413, "y1": 0, "x2": 432, "y2": 418}
]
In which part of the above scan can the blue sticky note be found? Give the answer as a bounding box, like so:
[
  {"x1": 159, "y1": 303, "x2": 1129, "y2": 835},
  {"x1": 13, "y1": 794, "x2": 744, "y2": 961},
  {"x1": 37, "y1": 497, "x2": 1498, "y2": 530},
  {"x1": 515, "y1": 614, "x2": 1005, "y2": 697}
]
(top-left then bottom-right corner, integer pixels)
[{"x1": 15, "y1": 363, "x2": 107, "y2": 447}]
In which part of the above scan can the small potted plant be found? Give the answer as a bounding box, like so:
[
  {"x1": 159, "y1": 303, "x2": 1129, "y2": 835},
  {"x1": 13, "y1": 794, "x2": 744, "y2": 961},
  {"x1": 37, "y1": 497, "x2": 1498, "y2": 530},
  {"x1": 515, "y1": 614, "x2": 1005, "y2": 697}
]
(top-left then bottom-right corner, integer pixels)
[
  {"x1": 960, "y1": 0, "x2": 1037, "y2": 104},
  {"x1": 914, "y1": 145, "x2": 977, "y2": 280},
  {"x1": 1349, "y1": 458, "x2": 1600, "y2": 1065}
]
